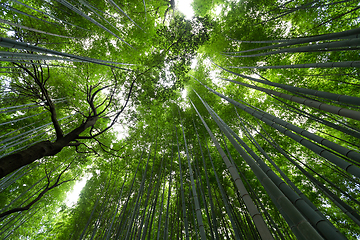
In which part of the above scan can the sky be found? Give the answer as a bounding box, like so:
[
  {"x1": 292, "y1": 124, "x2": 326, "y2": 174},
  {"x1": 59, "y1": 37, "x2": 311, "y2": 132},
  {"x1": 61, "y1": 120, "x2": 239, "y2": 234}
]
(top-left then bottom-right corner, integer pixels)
[
  {"x1": 176, "y1": 0, "x2": 194, "y2": 19},
  {"x1": 65, "y1": 174, "x2": 91, "y2": 207}
]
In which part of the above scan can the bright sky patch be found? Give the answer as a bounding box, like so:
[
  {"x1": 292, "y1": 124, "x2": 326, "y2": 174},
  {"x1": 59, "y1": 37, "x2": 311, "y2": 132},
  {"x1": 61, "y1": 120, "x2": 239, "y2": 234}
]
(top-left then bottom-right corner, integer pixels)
[
  {"x1": 176, "y1": 0, "x2": 194, "y2": 19},
  {"x1": 181, "y1": 88, "x2": 187, "y2": 99},
  {"x1": 65, "y1": 174, "x2": 91, "y2": 207}
]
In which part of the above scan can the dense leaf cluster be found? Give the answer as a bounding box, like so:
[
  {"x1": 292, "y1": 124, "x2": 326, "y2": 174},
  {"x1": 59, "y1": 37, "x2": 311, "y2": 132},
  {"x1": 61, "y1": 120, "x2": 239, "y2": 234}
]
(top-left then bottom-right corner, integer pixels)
[{"x1": 1, "y1": 0, "x2": 360, "y2": 239}]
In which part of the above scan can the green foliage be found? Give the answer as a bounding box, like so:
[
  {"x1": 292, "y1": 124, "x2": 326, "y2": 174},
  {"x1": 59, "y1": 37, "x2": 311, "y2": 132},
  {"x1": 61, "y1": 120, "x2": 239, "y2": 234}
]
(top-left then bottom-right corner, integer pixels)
[{"x1": 1, "y1": 0, "x2": 360, "y2": 239}]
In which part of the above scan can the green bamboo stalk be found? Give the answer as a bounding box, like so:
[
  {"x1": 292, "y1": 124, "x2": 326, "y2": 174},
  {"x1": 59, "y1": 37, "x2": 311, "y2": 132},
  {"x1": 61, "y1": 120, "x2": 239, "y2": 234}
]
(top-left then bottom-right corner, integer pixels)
[
  {"x1": 226, "y1": 38, "x2": 360, "y2": 57},
  {"x1": 114, "y1": 146, "x2": 147, "y2": 238},
  {"x1": 219, "y1": 76, "x2": 360, "y2": 121},
  {"x1": 0, "y1": 162, "x2": 62, "y2": 214},
  {"x1": 217, "y1": 65, "x2": 360, "y2": 106},
  {"x1": 156, "y1": 170, "x2": 166, "y2": 240},
  {"x1": 145, "y1": 166, "x2": 164, "y2": 240},
  {"x1": 174, "y1": 124, "x2": 190, "y2": 240},
  {"x1": 205, "y1": 143, "x2": 242, "y2": 240},
  {"x1": 138, "y1": 153, "x2": 164, "y2": 240},
  {"x1": 176, "y1": 184, "x2": 181, "y2": 240},
  {"x1": 269, "y1": 133, "x2": 360, "y2": 227},
  {"x1": 116, "y1": 198, "x2": 137, "y2": 239},
  {"x1": 219, "y1": 134, "x2": 262, "y2": 239},
  {"x1": 9, "y1": 0, "x2": 91, "y2": 31},
  {"x1": 268, "y1": 96, "x2": 360, "y2": 140},
  {"x1": 199, "y1": 105, "x2": 301, "y2": 240},
  {"x1": 197, "y1": 123, "x2": 220, "y2": 240},
  {"x1": 253, "y1": 0, "x2": 319, "y2": 26},
  {"x1": 190, "y1": 97, "x2": 274, "y2": 240},
  {"x1": 0, "y1": 51, "x2": 132, "y2": 65},
  {"x1": 79, "y1": 186, "x2": 105, "y2": 240},
  {"x1": 90, "y1": 172, "x2": 117, "y2": 240},
  {"x1": 0, "y1": 112, "x2": 46, "y2": 127},
  {"x1": 226, "y1": 61, "x2": 360, "y2": 69},
  {"x1": 192, "y1": 93, "x2": 323, "y2": 240},
  {"x1": 0, "y1": 164, "x2": 40, "y2": 192},
  {"x1": 54, "y1": 0, "x2": 132, "y2": 47},
  {"x1": 225, "y1": 27, "x2": 360, "y2": 54},
  {"x1": 0, "y1": 38, "x2": 131, "y2": 71},
  {"x1": 226, "y1": 37, "x2": 289, "y2": 43},
  {"x1": 106, "y1": 0, "x2": 144, "y2": 31},
  {"x1": 0, "y1": 19, "x2": 77, "y2": 39},
  {"x1": 235, "y1": 112, "x2": 347, "y2": 240},
  {"x1": 189, "y1": 188, "x2": 199, "y2": 240},
  {"x1": 192, "y1": 147, "x2": 216, "y2": 240},
  {"x1": 1, "y1": 205, "x2": 40, "y2": 238},
  {"x1": 78, "y1": 0, "x2": 125, "y2": 35},
  {"x1": 125, "y1": 141, "x2": 155, "y2": 240},
  {"x1": 163, "y1": 146, "x2": 174, "y2": 240},
  {"x1": 241, "y1": 116, "x2": 349, "y2": 238},
  {"x1": 0, "y1": 4, "x2": 58, "y2": 26},
  {"x1": 104, "y1": 172, "x2": 129, "y2": 239},
  {"x1": 236, "y1": 162, "x2": 288, "y2": 240},
  {"x1": 212, "y1": 185, "x2": 236, "y2": 240},
  {"x1": 178, "y1": 109, "x2": 207, "y2": 240},
  {"x1": 196, "y1": 79, "x2": 360, "y2": 178}
]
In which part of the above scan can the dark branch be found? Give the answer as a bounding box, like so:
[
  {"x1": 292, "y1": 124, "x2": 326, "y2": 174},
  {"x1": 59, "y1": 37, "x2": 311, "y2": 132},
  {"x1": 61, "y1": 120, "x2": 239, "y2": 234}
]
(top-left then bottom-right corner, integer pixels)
[
  {"x1": 77, "y1": 78, "x2": 135, "y2": 139},
  {"x1": 13, "y1": 62, "x2": 64, "y2": 139},
  {"x1": 0, "y1": 163, "x2": 75, "y2": 218}
]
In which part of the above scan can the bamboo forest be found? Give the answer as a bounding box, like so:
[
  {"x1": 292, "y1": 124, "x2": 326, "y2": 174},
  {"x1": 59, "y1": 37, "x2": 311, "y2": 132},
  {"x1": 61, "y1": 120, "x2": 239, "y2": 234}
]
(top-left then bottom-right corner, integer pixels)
[{"x1": 1, "y1": 0, "x2": 360, "y2": 239}]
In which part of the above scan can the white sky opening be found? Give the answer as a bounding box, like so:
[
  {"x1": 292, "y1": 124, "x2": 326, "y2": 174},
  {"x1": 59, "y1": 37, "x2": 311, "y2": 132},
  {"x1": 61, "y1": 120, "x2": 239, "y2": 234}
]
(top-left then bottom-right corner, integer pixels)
[
  {"x1": 191, "y1": 57, "x2": 198, "y2": 69},
  {"x1": 176, "y1": 0, "x2": 194, "y2": 19},
  {"x1": 114, "y1": 123, "x2": 128, "y2": 140},
  {"x1": 181, "y1": 88, "x2": 187, "y2": 100},
  {"x1": 214, "y1": 5, "x2": 223, "y2": 16},
  {"x1": 65, "y1": 173, "x2": 92, "y2": 207}
]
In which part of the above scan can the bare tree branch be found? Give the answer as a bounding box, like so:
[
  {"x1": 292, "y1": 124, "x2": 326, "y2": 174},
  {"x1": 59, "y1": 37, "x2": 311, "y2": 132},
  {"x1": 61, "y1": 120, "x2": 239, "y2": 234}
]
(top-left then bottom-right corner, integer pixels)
[
  {"x1": 13, "y1": 62, "x2": 64, "y2": 139},
  {"x1": 1, "y1": 63, "x2": 135, "y2": 178},
  {"x1": 0, "y1": 163, "x2": 76, "y2": 218},
  {"x1": 76, "y1": 78, "x2": 136, "y2": 140}
]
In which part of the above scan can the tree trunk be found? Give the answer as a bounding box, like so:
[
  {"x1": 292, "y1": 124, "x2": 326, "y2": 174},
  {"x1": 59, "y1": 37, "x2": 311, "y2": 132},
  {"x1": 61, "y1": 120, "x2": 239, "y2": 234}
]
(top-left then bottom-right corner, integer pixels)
[{"x1": 0, "y1": 116, "x2": 97, "y2": 178}]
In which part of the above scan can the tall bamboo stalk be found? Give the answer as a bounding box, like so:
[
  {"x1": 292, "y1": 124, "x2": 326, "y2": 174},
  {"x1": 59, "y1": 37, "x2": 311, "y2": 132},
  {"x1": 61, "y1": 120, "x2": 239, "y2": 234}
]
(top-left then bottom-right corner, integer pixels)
[
  {"x1": 224, "y1": 27, "x2": 360, "y2": 54},
  {"x1": 234, "y1": 111, "x2": 347, "y2": 240},
  {"x1": 190, "y1": 97, "x2": 274, "y2": 240},
  {"x1": 163, "y1": 146, "x2": 174, "y2": 240},
  {"x1": 198, "y1": 125, "x2": 220, "y2": 240},
  {"x1": 196, "y1": 79, "x2": 360, "y2": 178},
  {"x1": 218, "y1": 75, "x2": 360, "y2": 121},
  {"x1": 178, "y1": 109, "x2": 207, "y2": 240},
  {"x1": 175, "y1": 125, "x2": 190, "y2": 240},
  {"x1": 217, "y1": 65, "x2": 360, "y2": 106},
  {"x1": 225, "y1": 38, "x2": 360, "y2": 57},
  {"x1": 192, "y1": 93, "x2": 324, "y2": 240}
]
